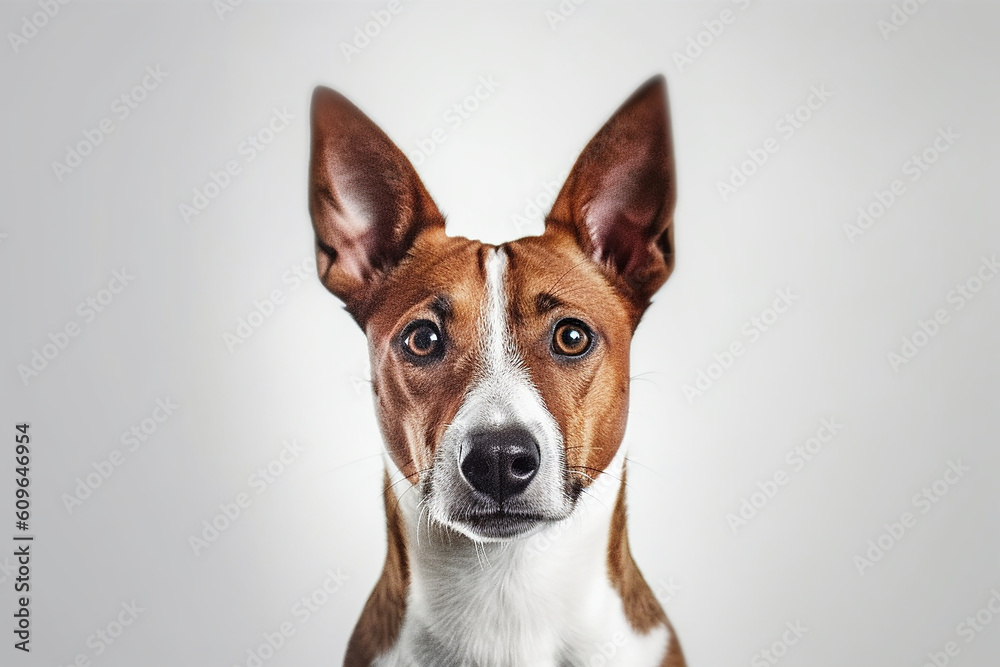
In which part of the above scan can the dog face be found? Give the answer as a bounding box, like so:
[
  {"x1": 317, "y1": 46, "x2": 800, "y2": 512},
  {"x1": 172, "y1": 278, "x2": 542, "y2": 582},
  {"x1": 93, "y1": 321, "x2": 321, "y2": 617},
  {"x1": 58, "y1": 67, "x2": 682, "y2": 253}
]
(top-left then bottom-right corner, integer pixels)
[{"x1": 308, "y1": 77, "x2": 675, "y2": 541}]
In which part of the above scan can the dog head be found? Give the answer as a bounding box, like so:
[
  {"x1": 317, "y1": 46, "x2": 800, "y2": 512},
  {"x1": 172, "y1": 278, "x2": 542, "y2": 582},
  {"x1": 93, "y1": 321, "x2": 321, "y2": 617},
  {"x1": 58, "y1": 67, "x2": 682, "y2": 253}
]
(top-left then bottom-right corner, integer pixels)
[{"x1": 308, "y1": 76, "x2": 675, "y2": 541}]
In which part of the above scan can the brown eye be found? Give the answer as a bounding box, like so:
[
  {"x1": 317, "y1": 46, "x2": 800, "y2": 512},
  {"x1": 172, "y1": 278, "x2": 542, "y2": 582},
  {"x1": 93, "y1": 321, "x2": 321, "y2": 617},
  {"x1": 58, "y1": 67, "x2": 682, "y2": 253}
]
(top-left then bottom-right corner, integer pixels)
[
  {"x1": 552, "y1": 319, "x2": 593, "y2": 357},
  {"x1": 401, "y1": 320, "x2": 444, "y2": 362}
]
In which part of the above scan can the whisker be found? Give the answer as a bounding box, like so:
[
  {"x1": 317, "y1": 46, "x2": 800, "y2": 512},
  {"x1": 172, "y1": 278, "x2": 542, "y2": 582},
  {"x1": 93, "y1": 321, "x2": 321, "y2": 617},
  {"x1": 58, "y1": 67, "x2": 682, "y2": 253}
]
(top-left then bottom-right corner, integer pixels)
[
  {"x1": 629, "y1": 372, "x2": 662, "y2": 388},
  {"x1": 311, "y1": 451, "x2": 385, "y2": 477},
  {"x1": 578, "y1": 485, "x2": 611, "y2": 512},
  {"x1": 624, "y1": 456, "x2": 659, "y2": 475},
  {"x1": 567, "y1": 465, "x2": 624, "y2": 484},
  {"x1": 416, "y1": 503, "x2": 426, "y2": 547},
  {"x1": 544, "y1": 258, "x2": 591, "y2": 299}
]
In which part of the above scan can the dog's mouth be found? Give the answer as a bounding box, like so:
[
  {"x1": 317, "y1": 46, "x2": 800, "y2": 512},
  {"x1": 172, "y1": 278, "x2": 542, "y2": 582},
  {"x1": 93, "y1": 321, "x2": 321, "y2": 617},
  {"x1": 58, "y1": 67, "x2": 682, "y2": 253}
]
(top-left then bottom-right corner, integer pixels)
[{"x1": 449, "y1": 509, "x2": 552, "y2": 541}]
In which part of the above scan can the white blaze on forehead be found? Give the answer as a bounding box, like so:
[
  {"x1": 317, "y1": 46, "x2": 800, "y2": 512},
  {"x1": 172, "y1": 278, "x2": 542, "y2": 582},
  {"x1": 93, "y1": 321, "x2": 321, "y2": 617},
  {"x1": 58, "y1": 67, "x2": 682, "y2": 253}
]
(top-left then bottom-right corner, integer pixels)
[
  {"x1": 475, "y1": 248, "x2": 547, "y2": 427},
  {"x1": 482, "y1": 248, "x2": 518, "y2": 378}
]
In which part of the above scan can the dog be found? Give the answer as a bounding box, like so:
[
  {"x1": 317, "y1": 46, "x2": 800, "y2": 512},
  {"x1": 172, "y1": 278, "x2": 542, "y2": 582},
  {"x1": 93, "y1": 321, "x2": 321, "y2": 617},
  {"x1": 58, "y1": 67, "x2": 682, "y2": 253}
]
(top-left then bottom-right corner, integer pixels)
[{"x1": 307, "y1": 75, "x2": 684, "y2": 667}]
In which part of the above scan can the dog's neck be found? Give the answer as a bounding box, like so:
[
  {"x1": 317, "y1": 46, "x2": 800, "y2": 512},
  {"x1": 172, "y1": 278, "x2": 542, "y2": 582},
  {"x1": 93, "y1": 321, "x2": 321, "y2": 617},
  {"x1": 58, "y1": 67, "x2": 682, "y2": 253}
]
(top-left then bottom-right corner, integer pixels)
[{"x1": 374, "y1": 447, "x2": 671, "y2": 667}]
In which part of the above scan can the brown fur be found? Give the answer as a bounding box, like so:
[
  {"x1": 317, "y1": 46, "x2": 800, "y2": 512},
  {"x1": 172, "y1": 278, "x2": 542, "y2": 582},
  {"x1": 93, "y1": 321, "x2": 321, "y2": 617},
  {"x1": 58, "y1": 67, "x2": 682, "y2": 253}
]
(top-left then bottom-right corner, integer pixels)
[
  {"x1": 607, "y1": 470, "x2": 686, "y2": 665},
  {"x1": 344, "y1": 472, "x2": 410, "y2": 667}
]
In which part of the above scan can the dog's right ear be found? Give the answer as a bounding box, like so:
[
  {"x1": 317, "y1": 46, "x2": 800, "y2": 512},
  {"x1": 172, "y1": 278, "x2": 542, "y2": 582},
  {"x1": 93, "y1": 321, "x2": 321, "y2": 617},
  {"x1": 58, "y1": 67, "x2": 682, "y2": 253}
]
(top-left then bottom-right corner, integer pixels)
[
  {"x1": 544, "y1": 75, "x2": 675, "y2": 317},
  {"x1": 308, "y1": 86, "x2": 445, "y2": 314}
]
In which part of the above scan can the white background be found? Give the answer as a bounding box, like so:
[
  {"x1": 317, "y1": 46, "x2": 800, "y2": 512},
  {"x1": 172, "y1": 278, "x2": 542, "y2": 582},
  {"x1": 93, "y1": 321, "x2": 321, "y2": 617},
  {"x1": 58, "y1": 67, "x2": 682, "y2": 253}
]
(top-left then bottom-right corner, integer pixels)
[{"x1": 2, "y1": 1, "x2": 999, "y2": 666}]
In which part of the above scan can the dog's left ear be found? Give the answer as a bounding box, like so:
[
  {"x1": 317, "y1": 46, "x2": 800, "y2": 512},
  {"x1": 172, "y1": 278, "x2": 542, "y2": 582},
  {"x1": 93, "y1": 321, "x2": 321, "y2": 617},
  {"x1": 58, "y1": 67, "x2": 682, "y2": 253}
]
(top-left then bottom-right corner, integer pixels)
[
  {"x1": 308, "y1": 86, "x2": 445, "y2": 315},
  {"x1": 545, "y1": 75, "x2": 675, "y2": 313}
]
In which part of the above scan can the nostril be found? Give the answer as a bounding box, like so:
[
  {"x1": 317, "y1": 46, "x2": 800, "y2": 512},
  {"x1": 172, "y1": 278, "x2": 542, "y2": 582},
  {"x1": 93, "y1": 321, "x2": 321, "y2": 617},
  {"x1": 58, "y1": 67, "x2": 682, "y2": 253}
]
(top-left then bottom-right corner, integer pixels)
[{"x1": 510, "y1": 454, "x2": 537, "y2": 479}]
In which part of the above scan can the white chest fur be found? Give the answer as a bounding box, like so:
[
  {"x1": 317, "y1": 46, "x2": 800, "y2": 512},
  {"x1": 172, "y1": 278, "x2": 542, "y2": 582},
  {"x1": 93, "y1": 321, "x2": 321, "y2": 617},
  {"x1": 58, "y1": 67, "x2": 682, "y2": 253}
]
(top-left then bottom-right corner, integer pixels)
[{"x1": 376, "y1": 449, "x2": 669, "y2": 667}]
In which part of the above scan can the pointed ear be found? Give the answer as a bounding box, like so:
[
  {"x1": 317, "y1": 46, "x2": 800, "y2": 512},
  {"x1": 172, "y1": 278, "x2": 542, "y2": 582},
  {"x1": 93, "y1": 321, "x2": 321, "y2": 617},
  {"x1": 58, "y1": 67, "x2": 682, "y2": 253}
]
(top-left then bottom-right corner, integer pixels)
[
  {"x1": 545, "y1": 75, "x2": 676, "y2": 311},
  {"x1": 308, "y1": 86, "x2": 445, "y2": 313}
]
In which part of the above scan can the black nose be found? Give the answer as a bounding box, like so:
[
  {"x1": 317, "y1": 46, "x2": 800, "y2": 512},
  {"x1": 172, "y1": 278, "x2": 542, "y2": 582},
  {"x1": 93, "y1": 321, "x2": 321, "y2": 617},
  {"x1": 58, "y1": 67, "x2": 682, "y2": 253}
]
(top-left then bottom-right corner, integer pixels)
[{"x1": 461, "y1": 428, "x2": 540, "y2": 503}]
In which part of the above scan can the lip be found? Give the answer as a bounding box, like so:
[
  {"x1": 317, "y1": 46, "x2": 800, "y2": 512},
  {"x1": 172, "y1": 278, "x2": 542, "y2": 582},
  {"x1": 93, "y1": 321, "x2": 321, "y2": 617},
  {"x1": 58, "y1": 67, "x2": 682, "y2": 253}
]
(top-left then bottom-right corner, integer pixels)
[{"x1": 453, "y1": 510, "x2": 548, "y2": 540}]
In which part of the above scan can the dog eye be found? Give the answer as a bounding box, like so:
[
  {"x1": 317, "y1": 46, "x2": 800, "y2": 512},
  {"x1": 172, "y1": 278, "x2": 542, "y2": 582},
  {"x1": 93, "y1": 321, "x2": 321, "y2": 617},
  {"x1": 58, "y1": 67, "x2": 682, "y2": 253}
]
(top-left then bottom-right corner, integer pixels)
[
  {"x1": 401, "y1": 320, "x2": 444, "y2": 361},
  {"x1": 552, "y1": 319, "x2": 593, "y2": 357}
]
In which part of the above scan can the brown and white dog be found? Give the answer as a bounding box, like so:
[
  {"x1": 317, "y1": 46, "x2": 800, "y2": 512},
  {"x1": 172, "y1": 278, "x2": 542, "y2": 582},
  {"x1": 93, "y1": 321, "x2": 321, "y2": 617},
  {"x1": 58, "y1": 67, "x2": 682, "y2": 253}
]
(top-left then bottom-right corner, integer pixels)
[{"x1": 307, "y1": 75, "x2": 684, "y2": 667}]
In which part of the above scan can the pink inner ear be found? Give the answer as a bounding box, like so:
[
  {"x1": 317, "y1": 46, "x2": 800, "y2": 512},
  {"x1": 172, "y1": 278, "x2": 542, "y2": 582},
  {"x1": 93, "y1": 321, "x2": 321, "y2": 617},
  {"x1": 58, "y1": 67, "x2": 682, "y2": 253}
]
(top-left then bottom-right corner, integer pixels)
[{"x1": 582, "y1": 155, "x2": 663, "y2": 275}]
